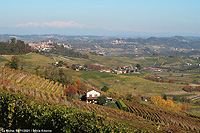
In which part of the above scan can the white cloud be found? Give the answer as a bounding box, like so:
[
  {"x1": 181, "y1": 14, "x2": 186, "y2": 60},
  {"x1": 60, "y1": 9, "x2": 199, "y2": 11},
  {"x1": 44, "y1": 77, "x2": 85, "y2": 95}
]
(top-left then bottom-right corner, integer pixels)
[
  {"x1": 16, "y1": 21, "x2": 85, "y2": 28},
  {"x1": 16, "y1": 23, "x2": 42, "y2": 27}
]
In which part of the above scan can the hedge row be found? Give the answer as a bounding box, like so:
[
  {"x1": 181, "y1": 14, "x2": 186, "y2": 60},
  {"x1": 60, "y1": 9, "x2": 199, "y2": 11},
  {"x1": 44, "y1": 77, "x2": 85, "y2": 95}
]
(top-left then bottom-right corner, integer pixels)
[{"x1": 116, "y1": 100, "x2": 127, "y2": 111}]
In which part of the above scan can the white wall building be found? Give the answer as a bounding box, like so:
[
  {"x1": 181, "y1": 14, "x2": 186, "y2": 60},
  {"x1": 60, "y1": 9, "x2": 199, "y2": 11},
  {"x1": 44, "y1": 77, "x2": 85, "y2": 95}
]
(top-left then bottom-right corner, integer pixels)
[{"x1": 86, "y1": 88, "x2": 101, "y2": 103}]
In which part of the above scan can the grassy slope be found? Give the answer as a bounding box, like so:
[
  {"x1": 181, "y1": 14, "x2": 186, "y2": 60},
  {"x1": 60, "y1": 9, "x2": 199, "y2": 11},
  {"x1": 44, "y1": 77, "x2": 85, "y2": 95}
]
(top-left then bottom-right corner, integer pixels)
[
  {"x1": 1, "y1": 53, "x2": 199, "y2": 69},
  {"x1": 1, "y1": 53, "x2": 55, "y2": 66},
  {"x1": 0, "y1": 56, "x2": 8, "y2": 64},
  {"x1": 1, "y1": 53, "x2": 197, "y2": 96},
  {"x1": 53, "y1": 53, "x2": 138, "y2": 68},
  {"x1": 72, "y1": 70, "x2": 184, "y2": 96},
  {"x1": 132, "y1": 55, "x2": 200, "y2": 68},
  {"x1": 16, "y1": 53, "x2": 187, "y2": 96}
]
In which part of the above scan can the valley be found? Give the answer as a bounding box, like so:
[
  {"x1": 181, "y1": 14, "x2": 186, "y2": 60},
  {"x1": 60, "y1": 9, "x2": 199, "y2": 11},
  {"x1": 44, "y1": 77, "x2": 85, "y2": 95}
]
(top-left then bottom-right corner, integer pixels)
[{"x1": 1, "y1": 38, "x2": 200, "y2": 132}]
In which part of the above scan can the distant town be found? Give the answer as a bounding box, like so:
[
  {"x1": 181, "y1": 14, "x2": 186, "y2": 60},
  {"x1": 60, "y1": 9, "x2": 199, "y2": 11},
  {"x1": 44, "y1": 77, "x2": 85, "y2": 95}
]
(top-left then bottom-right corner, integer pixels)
[{"x1": 1, "y1": 34, "x2": 200, "y2": 57}]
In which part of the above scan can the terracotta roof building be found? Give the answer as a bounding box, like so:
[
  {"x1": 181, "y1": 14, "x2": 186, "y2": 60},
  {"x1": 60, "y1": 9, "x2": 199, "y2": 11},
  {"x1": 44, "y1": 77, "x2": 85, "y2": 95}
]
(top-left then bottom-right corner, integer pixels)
[{"x1": 86, "y1": 88, "x2": 101, "y2": 103}]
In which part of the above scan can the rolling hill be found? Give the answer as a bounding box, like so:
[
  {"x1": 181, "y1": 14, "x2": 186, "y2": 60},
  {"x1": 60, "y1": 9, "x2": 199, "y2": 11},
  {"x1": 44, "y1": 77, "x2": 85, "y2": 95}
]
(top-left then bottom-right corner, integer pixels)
[{"x1": 1, "y1": 66, "x2": 200, "y2": 132}]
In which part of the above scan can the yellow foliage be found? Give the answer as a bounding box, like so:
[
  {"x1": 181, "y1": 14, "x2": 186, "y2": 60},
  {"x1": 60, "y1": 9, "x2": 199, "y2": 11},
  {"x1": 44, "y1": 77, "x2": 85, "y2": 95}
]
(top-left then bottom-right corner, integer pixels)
[
  {"x1": 151, "y1": 96, "x2": 174, "y2": 108},
  {"x1": 166, "y1": 99, "x2": 174, "y2": 108}
]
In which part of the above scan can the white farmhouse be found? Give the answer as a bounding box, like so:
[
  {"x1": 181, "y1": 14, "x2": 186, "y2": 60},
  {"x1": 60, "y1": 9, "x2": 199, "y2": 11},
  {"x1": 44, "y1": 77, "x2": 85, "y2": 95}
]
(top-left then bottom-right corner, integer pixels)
[{"x1": 86, "y1": 88, "x2": 101, "y2": 103}]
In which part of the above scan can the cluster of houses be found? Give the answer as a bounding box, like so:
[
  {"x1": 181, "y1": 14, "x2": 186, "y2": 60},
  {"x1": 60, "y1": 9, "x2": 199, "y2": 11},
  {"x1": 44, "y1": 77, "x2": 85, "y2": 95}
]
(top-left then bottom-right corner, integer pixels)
[
  {"x1": 28, "y1": 40, "x2": 72, "y2": 52},
  {"x1": 99, "y1": 65, "x2": 138, "y2": 74},
  {"x1": 28, "y1": 40, "x2": 54, "y2": 52},
  {"x1": 54, "y1": 62, "x2": 139, "y2": 75},
  {"x1": 70, "y1": 65, "x2": 95, "y2": 72},
  {"x1": 71, "y1": 64, "x2": 139, "y2": 75},
  {"x1": 111, "y1": 38, "x2": 138, "y2": 45}
]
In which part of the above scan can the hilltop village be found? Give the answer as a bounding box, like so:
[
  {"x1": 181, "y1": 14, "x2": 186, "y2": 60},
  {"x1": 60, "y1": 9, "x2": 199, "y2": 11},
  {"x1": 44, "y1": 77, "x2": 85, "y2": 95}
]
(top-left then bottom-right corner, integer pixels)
[{"x1": 28, "y1": 40, "x2": 72, "y2": 52}]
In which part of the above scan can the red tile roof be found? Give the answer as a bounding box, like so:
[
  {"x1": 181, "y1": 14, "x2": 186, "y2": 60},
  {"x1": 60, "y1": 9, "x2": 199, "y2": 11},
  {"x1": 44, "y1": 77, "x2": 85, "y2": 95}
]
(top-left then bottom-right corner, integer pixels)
[{"x1": 86, "y1": 88, "x2": 101, "y2": 93}]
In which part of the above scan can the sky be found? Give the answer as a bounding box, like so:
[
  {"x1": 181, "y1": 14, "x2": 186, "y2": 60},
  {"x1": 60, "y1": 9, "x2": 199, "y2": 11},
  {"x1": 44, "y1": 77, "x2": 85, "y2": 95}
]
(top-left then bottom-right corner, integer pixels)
[{"x1": 0, "y1": 0, "x2": 200, "y2": 37}]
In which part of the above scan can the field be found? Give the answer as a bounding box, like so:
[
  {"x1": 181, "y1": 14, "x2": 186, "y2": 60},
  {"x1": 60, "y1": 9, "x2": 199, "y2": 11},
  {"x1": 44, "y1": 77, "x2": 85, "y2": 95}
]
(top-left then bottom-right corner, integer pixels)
[
  {"x1": 132, "y1": 55, "x2": 200, "y2": 69},
  {"x1": 71, "y1": 70, "x2": 185, "y2": 96},
  {"x1": 53, "y1": 53, "x2": 138, "y2": 68},
  {"x1": 0, "y1": 53, "x2": 55, "y2": 67}
]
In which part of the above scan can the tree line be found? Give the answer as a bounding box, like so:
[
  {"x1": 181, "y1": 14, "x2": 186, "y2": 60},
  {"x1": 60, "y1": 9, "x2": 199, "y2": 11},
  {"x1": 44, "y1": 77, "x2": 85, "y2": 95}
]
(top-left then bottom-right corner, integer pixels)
[{"x1": 0, "y1": 38, "x2": 31, "y2": 55}]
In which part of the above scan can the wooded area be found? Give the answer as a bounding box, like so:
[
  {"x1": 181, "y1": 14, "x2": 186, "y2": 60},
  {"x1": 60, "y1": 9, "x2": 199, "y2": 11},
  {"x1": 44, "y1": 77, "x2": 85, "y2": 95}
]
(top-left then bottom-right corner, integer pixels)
[{"x1": 0, "y1": 38, "x2": 31, "y2": 55}]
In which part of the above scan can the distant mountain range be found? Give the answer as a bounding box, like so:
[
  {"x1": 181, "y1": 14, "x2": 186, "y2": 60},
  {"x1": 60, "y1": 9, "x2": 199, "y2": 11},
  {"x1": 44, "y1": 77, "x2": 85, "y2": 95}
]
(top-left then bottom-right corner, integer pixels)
[
  {"x1": 1, "y1": 34, "x2": 200, "y2": 49},
  {"x1": 0, "y1": 34, "x2": 200, "y2": 41},
  {"x1": 125, "y1": 36, "x2": 200, "y2": 49},
  {"x1": 0, "y1": 34, "x2": 108, "y2": 43}
]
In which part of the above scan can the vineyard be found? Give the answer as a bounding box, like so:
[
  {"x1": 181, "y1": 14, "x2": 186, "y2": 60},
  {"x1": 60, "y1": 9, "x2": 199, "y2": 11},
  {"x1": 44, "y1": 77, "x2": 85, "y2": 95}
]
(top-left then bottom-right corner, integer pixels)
[
  {"x1": 62, "y1": 99, "x2": 200, "y2": 132},
  {"x1": 1, "y1": 66, "x2": 200, "y2": 132},
  {"x1": 0, "y1": 89, "x2": 131, "y2": 132},
  {"x1": 0, "y1": 66, "x2": 157, "y2": 131},
  {"x1": 125, "y1": 101, "x2": 200, "y2": 132},
  {"x1": 0, "y1": 66, "x2": 67, "y2": 104}
]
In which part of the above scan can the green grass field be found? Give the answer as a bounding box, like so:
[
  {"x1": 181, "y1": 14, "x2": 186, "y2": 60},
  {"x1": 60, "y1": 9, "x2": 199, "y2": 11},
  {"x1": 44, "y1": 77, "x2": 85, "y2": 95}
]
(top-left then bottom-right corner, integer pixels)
[
  {"x1": 53, "y1": 53, "x2": 139, "y2": 68},
  {"x1": 1, "y1": 53, "x2": 55, "y2": 66},
  {"x1": 0, "y1": 56, "x2": 8, "y2": 63},
  {"x1": 71, "y1": 70, "x2": 185, "y2": 96}
]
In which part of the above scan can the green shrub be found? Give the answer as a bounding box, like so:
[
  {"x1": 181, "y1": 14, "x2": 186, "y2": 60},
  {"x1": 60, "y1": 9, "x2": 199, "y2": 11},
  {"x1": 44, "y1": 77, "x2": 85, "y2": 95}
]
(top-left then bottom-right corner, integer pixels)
[
  {"x1": 97, "y1": 94, "x2": 107, "y2": 105},
  {"x1": 116, "y1": 100, "x2": 127, "y2": 111}
]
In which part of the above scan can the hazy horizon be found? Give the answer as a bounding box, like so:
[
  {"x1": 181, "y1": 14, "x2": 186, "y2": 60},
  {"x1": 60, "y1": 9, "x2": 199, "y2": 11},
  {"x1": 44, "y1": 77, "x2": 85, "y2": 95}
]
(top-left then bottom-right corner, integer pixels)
[{"x1": 1, "y1": 0, "x2": 200, "y2": 37}]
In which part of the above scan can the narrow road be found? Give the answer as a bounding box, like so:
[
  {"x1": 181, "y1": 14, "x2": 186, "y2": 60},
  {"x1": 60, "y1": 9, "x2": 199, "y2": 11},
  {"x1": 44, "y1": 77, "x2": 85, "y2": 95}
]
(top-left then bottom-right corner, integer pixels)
[
  {"x1": 191, "y1": 95, "x2": 200, "y2": 101},
  {"x1": 153, "y1": 56, "x2": 159, "y2": 67}
]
